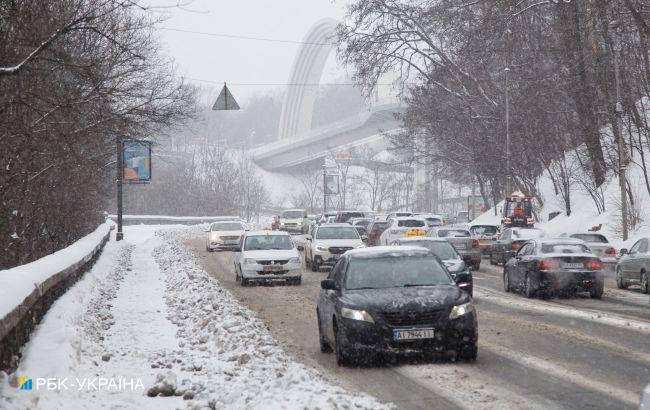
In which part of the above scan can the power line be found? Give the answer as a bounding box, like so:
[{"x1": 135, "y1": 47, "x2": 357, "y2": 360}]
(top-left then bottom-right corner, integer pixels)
[{"x1": 159, "y1": 27, "x2": 335, "y2": 46}]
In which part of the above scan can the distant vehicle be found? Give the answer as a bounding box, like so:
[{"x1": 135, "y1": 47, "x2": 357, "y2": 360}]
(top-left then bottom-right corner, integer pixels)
[
  {"x1": 391, "y1": 237, "x2": 473, "y2": 296},
  {"x1": 456, "y1": 211, "x2": 470, "y2": 224},
  {"x1": 366, "y1": 220, "x2": 389, "y2": 247},
  {"x1": 428, "y1": 228, "x2": 481, "y2": 270},
  {"x1": 386, "y1": 211, "x2": 413, "y2": 220},
  {"x1": 503, "y1": 238, "x2": 604, "y2": 298},
  {"x1": 279, "y1": 209, "x2": 309, "y2": 234},
  {"x1": 569, "y1": 233, "x2": 617, "y2": 267},
  {"x1": 469, "y1": 224, "x2": 500, "y2": 255},
  {"x1": 490, "y1": 227, "x2": 545, "y2": 266},
  {"x1": 354, "y1": 225, "x2": 368, "y2": 242},
  {"x1": 379, "y1": 217, "x2": 428, "y2": 246},
  {"x1": 335, "y1": 210, "x2": 366, "y2": 224},
  {"x1": 304, "y1": 224, "x2": 365, "y2": 271},
  {"x1": 205, "y1": 220, "x2": 246, "y2": 252},
  {"x1": 373, "y1": 214, "x2": 388, "y2": 221},
  {"x1": 501, "y1": 194, "x2": 535, "y2": 228},
  {"x1": 318, "y1": 211, "x2": 337, "y2": 225},
  {"x1": 414, "y1": 213, "x2": 444, "y2": 227},
  {"x1": 316, "y1": 246, "x2": 478, "y2": 366},
  {"x1": 350, "y1": 217, "x2": 372, "y2": 229},
  {"x1": 233, "y1": 231, "x2": 303, "y2": 286},
  {"x1": 615, "y1": 237, "x2": 649, "y2": 293}
]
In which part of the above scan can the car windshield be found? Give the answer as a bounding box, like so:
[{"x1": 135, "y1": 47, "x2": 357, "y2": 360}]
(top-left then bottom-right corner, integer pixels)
[
  {"x1": 345, "y1": 255, "x2": 453, "y2": 290},
  {"x1": 512, "y1": 229, "x2": 544, "y2": 239},
  {"x1": 211, "y1": 222, "x2": 243, "y2": 231},
  {"x1": 571, "y1": 234, "x2": 608, "y2": 243},
  {"x1": 281, "y1": 210, "x2": 303, "y2": 219},
  {"x1": 470, "y1": 225, "x2": 498, "y2": 236},
  {"x1": 244, "y1": 235, "x2": 293, "y2": 251},
  {"x1": 397, "y1": 219, "x2": 425, "y2": 228},
  {"x1": 401, "y1": 241, "x2": 458, "y2": 260},
  {"x1": 425, "y1": 217, "x2": 442, "y2": 225},
  {"x1": 437, "y1": 229, "x2": 470, "y2": 238},
  {"x1": 541, "y1": 243, "x2": 592, "y2": 254},
  {"x1": 316, "y1": 226, "x2": 359, "y2": 240}
]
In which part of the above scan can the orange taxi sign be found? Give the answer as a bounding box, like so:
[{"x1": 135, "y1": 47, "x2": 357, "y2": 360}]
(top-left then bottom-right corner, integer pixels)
[{"x1": 405, "y1": 228, "x2": 427, "y2": 237}]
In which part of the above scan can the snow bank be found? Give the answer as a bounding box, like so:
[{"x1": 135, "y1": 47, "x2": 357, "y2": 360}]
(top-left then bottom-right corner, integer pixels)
[{"x1": 0, "y1": 221, "x2": 112, "y2": 321}]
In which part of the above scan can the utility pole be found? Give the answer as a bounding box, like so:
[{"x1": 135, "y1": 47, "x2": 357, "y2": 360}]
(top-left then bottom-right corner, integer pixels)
[
  {"x1": 610, "y1": 20, "x2": 628, "y2": 240},
  {"x1": 116, "y1": 139, "x2": 124, "y2": 241},
  {"x1": 505, "y1": 65, "x2": 511, "y2": 196},
  {"x1": 322, "y1": 164, "x2": 327, "y2": 216}
]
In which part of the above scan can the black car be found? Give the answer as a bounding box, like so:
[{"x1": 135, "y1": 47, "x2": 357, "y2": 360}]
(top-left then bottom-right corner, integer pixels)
[
  {"x1": 503, "y1": 238, "x2": 604, "y2": 298},
  {"x1": 316, "y1": 247, "x2": 478, "y2": 366},
  {"x1": 490, "y1": 227, "x2": 545, "y2": 265},
  {"x1": 392, "y1": 237, "x2": 473, "y2": 296}
]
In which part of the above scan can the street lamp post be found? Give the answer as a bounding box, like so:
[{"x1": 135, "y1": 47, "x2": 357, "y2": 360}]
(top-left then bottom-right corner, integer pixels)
[{"x1": 610, "y1": 20, "x2": 629, "y2": 241}]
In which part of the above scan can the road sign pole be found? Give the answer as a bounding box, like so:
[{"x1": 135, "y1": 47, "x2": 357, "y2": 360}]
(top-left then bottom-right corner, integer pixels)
[
  {"x1": 323, "y1": 165, "x2": 327, "y2": 215},
  {"x1": 116, "y1": 139, "x2": 124, "y2": 241}
]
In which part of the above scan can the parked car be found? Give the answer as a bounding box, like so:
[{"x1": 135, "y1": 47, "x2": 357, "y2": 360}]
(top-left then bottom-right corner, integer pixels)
[
  {"x1": 490, "y1": 227, "x2": 545, "y2": 266},
  {"x1": 378, "y1": 217, "x2": 428, "y2": 245},
  {"x1": 414, "y1": 213, "x2": 444, "y2": 228},
  {"x1": 366, "y1": 220, "x2": 389, "y2": 247},
  {"x1": 569, "y1": 233, "x2": 617, "y2": 268},
  {"x1": 335, "y1": 210, "x2": 366, "y2": 224},
  {"x1": 305, "y1": 224, "x2": 365, "y2": 271},
  {"x1": 279, "y1": 209, "x2": 309, "y2": 234},
  {"x1": 205, "y1": 220, "x2": 246, "y2": 251},
  {"x1": 615, "y1": 237, "x2": 650, "y2": 293},
  {"x1": 503, "y1": 238, "x2": 604, "y2": 298},
  {"x1": 469, "y1": 224, "x2": 500, "y2": 255},
  {"x1": 391, "y1": 237, "x2": 473, "y2": 296},
  {"x1": 316, "y1": 246, "x2": 478, "y2": 366},
  {"x1": 428, "y1": 228, "x2": 482, "y2": 270},
  {"x1": 233, "y1": 231, "x2": 303, "y2": 286}
]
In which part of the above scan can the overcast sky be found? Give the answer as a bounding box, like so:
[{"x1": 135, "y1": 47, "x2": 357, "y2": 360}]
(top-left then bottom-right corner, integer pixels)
[{"x1": 150, "y1": 0, "x2": 349, "y2": 104}]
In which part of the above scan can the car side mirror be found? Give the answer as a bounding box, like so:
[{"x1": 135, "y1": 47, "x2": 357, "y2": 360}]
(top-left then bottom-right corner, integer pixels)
[
  {"x1": 321, "y1": 279, "x2": 336, "y2": 290},
  {"x1": 296, "y1": 245, "x2": 304, "y2": 251},
  {"x1": 620, "y1": 248, "x2": 628, "y2": 255}
]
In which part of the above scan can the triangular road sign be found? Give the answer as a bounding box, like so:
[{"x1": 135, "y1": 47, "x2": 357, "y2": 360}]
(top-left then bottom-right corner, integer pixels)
[{"x1": 212, "y1": 83, "x2": 240, "y2": 110}]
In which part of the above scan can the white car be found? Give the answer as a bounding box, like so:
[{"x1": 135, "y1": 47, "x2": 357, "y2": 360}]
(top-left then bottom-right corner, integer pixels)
[
  {"x1": 305, "y1": 224, "x2": 364, "y2": 271},
  {"x1": 205, "y1": 220, "x2": 246, "y2": 251},
  {"x1": 279, "y1": 208, "x2": 309, "y2": 234},
  {"x1": 378, "y1": 217, "x2": 428, "y2": 245},
  {"x1": 568, "y1": 233, "x2": 618, "y2": 266},
  {"x1": 415, "y1": 213, "x2": 444, "y2": 227},
  {"x1": 234, "y1": 231, "x2": 303, "y2": 286}
]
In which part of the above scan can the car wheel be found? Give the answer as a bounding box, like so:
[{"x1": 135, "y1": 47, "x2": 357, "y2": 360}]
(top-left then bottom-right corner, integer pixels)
[
  {"x1": 317, "y1": 311, "x2": 332, "y2": 353},
  {"x1": 241, "y1": 277, "x2": 251, "y2": 287},
  {"x1": 503, "y1": 269, "x2": 511, "y2": 292},
  {"x1": 616, "y1": 267, "x2": 627, "y2": 289},
  {"x1": 290, "y1": 277, "x2": 302, "y2": 286},
  {"x1": 589, "y1": 281, "x2": 604, "y2": 299},
  {"x1": 334, "y1": 321, "x2": 352, "y2": 366},
  {"x1": 641, "y1": 271, "x2": 649, "y2": 294},
  {"x1": 524, "y1": 273, "x2": 536, "y2": 298},
  {"x1": 458, "y1": 342, "x2": 477, "y2": 362},
  {"x1": 311, "y1": 260, "x2": 320, "y2": 272}
]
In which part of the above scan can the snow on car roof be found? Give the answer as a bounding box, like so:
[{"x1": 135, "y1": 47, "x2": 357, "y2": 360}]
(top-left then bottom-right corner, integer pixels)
[
  {"x1": 319, "y1": 223, "x2": 356, "y2": 228},
  {"x1": 397, "y1": 237, "x2": 448, "y2": 243},
  {"x1": 244, "y1": 230, "x2": 290, "y2": 236},
  {"x1": 538, "y1": 237, "x2": 586, "y2": 244},
  {"x1": 392, "y1": 216, "x2": 426, "y2": 221},
  {"x1": 346, "y1": 245, "x2": 431, "y2": 258}
]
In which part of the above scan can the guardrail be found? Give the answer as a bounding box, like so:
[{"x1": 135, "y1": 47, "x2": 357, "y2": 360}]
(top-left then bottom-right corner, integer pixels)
[
  {"x1": 106, "y1": 215, "x2": 243, "y2": 226},
  {"x1": 0, "y1": 222, "x2": 112, "y2": 371}
]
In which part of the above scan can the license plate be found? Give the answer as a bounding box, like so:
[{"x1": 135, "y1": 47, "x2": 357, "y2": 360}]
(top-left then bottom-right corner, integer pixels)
[
  {"x1": 454, "y1": 243, "x2": 467, "y2": 250},
  {"x1": 562, "y1": 263, "x2": 583, "y2": 269},
  {"x1": 263, "y1": 265, "x2": 283, "y2": 272},
  {"x1": 392, "y1": 328, "x2": 435, "y2": 341}
]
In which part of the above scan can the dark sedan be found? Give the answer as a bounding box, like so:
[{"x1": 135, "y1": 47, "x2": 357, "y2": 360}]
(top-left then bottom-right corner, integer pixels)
[
  {"x1": 316, "y1": 247, "x2": 478, "y2": 366},
  {"x1": 503, "y1": 238, "x2": 604, "y2": 298},
  {"x1": 490, "y1": 227, "x2": 545, "y2": 265}
]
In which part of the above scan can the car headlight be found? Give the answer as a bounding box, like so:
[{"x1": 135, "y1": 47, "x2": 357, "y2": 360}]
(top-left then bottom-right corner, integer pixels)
[
  {"x1": 210, "y1": 233, "x2": 219, "y2": 241},
  {"x1": 315, "y1": 245, "x2": 328, "y2": 252},
  {"x1": 296, "y1": 222, "x2": 302, "y2": 226},
  {"x1": 341, "y1": 307, "x2": 375, "y2": 323},
  {"x1": 242, "y1": 258, "x2": 256, "y2": 265},
  {"x1": 449, "y1": 302, "x2": 474, "y2": 319},
  {"x1": 287, "y1": 257, "x2": 300, "y2": 264},
  {"x1": 280, "y1": 222, "x2": 285, "y2": 226}
]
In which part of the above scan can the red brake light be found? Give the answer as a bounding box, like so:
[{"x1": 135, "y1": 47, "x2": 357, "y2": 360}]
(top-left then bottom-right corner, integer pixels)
[
  {"x1": 605, "y1": 248, "x2": 616, "y2": 255},
  {"x1": 587, "y1": 260, "x2": 603, "y2": 269},
  {"x1": 472, "y1": 239, "x2": 479, "y2": 248},
  {"x1": 538, "y1": 259, "x2": 560, "y2": 270}
]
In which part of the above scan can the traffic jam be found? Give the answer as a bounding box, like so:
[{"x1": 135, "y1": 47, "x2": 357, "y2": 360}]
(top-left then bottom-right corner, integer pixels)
[{"x1": 202, "y1": 196, "x2": 645, "y2": 343}]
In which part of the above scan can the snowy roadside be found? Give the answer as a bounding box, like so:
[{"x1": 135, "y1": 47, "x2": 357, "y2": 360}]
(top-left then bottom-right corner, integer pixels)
[{"x1": 0, "y1": 225, "x2": 392, "y2": 410}]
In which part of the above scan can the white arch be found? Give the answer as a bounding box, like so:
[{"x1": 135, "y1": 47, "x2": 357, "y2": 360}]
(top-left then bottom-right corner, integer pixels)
[{"x1": 277, "y1": 18, "x2": 338, "y2": 140}]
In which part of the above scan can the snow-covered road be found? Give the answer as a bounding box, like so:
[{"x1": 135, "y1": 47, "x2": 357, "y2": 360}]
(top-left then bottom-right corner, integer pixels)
[{"x1": 0, "y1": 226, "x2": 390, "y2": 410}]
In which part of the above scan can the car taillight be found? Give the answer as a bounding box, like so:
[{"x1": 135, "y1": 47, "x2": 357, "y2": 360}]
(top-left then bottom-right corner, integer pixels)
[
  {"x1": 472, "y1": 239, "x2": 479, "y2": 248},
  {"x1": 605, "y1": 248, "x2": 616, "y2": 255},
  {"x1": 538, "y1": 259, "x2": 560, "y2": 270},
  {"x1": 586, "y1": 260, "x2": 603, "y2": 269},
  {"x1": 511, "y1": 242, "x2": 521, "y2": 249}
]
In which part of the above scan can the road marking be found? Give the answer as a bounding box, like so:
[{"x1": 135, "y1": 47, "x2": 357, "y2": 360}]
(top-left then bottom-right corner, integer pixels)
[
  {"x1": 474, "y1": 286, "x2": 650, "y2": 334},
  {"x1": 480, "y1": 340, "x2": 642, "y2": 408}
]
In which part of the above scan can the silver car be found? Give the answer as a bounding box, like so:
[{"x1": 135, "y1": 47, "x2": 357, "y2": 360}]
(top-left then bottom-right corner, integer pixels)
[
  {"x1": 615, "y1": 237, "x2": 649, "y2": 293},
  {"x1": 428, "y1": 227, "x2": 482, "y2": 270},
  {"x1": 569, "y1": 233, "x2": 617, "y2": 267}
]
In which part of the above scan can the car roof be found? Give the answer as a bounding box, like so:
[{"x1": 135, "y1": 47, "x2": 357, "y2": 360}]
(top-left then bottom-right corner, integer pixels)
[
  {"x1": 318, "y1": 223, "x2": 355, "y2": 228},
  {"x1": 434, "y1": 226, "x2": 469, "y2": 231},
  {"x1": 569, "y1": 232, "x2": 607, "y2": 237},
  {"x1": 346, "y1": 246, "x2": 431, "y2": 258},
  {"x1": 244, "y1": 230, "x2": 290, "y2": 236},
  {"x1": 397, "y1": 237, "x2": 448, "y2": 243},
  {"x1": 536, "y1": 238, "x2": 586, "y2": 244},
  {"x1": 392, "y1": 216, "x2": 425, "y2": 221}
]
